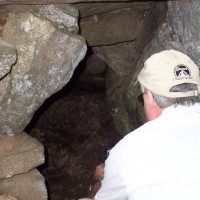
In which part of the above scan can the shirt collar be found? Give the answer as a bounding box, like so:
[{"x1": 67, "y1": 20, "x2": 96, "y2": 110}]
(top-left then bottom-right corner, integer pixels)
[{"x1": 160, "y1": 103, "x2": 200, "y2": 118}]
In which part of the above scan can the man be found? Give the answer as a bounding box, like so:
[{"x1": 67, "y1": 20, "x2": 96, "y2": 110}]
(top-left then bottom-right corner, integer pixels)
[{"x1": 81, "y1": 49, "x2": 200, "y2": 200}]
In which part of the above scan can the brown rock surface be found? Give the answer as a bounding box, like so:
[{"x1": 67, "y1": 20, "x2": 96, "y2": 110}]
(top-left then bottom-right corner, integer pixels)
[
  {"x1": 0, "y1": 132, "x2": 44, "y2": 179},
  {"x1": 80, "y1": 9, "x2": 143, "y2": 46},
  {"x1": 0, "y1": 169, "x2": 47, "y2": 200}
]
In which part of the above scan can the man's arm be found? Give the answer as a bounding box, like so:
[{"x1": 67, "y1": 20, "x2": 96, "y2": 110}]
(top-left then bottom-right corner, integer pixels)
[
  {"x1": 79, "y1": 164, "x2": 104, "y2": 200},
  {"x1": 89, "y1": 163, "x2": 105, "y2": 199},
  {"x1": 93, "y1": 150, "x2": 128, "y2": 200},
  {"x1": 80, "y1": 148, "x2": 127, "y2": 199}
]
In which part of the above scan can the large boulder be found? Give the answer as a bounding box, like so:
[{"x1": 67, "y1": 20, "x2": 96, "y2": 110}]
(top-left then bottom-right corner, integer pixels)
[{"x1": 0, "y1": 11, "x2": 86, "y2": 135}]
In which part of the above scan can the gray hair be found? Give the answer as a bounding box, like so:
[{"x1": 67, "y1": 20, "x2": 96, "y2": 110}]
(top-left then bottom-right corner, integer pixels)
[{"x1": 141, "y1": 83, "x2": 200, "y2": 108}]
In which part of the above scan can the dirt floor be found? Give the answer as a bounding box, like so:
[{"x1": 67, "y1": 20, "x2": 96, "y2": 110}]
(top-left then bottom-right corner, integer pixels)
[{"x1": 26, "y1": 66, "x2": 122, "y2": 200}]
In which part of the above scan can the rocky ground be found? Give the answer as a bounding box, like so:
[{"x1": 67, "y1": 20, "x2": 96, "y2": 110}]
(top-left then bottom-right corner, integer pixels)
[{"x1": 26, "y1": 64, "x2": 122, "y2": 200}]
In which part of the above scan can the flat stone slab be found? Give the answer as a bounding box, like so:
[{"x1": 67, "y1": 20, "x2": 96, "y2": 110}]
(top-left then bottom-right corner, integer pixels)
[
  {"x1": 0, "y1": 169, "x2": 47, "y2": 200},
  {"x1": 0, "y1": 132, "x2": 44, "y2": 179}
]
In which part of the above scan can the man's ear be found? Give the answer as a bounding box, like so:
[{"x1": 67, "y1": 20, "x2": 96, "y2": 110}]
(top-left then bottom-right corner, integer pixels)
[{"x1": 144, "y1": 90, "x2": 163, "y2": 121}]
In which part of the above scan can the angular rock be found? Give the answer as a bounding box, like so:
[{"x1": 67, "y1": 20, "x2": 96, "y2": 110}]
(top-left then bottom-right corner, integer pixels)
[
  {"x1": 0, "y1": 169, "x2": 47, "y2": 200},
  {"x1": 93, "y1": 2, "x2": 167, "y2": 76},
  {"x1": 0, "y1": 132, "x2": 44, "y2": 179},
  {"x1": 80, "y1": 9, "x2": 143, "y2": 46},
  {"x1": 38, "y1": 4, "x2": 79, "y2": 33},
  {"x1": 81, "y1": 2, "x2": 166, "y2": 46},
  {"x1": 0, "y1": 11, "x2": 86, "y2": 135},
  {"x1": 106, "y1": 68, "x2": 133, "y2": 135},
  {"x1": 0, "y1": 40, "x2": 16, "y2": 79},
  {"x1": 76, "y1": 2, "x2": 150, "y2": 18},
  {"x1": 94, "y1": 42, "x2": 137, "y2": 76}
]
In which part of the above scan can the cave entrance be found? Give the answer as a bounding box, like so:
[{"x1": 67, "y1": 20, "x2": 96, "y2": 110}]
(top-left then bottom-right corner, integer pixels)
[{"x1": 25, "y1": 48, "x2": 122, "y2": 200}]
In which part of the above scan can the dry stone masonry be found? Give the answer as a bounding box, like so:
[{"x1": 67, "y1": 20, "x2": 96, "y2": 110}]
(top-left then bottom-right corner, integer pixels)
[
  {"x1": 0, "y1": 0, "x2": 200, "y2": 199},
  {"x1": 0, "y1": 4, "x2": 86, "y2": 199}
]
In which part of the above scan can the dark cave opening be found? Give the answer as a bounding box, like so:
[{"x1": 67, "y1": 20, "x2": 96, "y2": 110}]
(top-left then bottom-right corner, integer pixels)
[{"x1": 25, "y1": 49, "x2": 122, "y2": 200}]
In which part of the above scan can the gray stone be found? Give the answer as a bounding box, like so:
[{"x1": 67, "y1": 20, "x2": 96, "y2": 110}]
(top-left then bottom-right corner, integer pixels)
[
  {"x1": 0, "y1": 11, "x2": 86, "y2": 135},
  {"x1": 38, "y1": 4, "x2": 79, "y2": 33},
  {"x1": 0, "y1": 169, "x2": 47, "y2": 200},
  {"x1": 0, "y1": 40, "x2": 16, "y2": 79},
  {"x1": 80, "y1": 2, "x2": 165, "y2": 47},
  {"x1": 106, "y1": 68, "x2": 133, "y2": 135},
  {"x1": 80, "y1": 9, "x2": 144, "y2": 46},
  {"x1": 0, "y1": 132, "x2": 44, "y2": 179},
  {"x1": 76, "y1": 2, "x2": 150, "y2": 18},
  {"x1": 94, "y1": 42, "x2": 136, "y2": 76},
  {"x1": 92, "y1": 2, "x2": 167, "y2": 76}
]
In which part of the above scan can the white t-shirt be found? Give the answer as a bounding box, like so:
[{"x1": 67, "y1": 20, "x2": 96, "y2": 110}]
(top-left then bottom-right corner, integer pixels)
[{"x1": 95, "y1": 104, "x2": 200, "y2": 200}]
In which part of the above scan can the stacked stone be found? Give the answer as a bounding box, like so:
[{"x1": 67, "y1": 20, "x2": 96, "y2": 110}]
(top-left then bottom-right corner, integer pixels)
[
  {"x1": 0, "y1": 133, "x2": 46, "y2": 200},
  {"x1": 0, "y1": 4, "x2": 86, "y2": 199}
]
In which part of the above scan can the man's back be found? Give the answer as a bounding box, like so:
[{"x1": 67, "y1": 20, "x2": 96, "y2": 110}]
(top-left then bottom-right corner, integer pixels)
[{"x1": 96, "y1": 104, "x2": 200, "y2": 200}]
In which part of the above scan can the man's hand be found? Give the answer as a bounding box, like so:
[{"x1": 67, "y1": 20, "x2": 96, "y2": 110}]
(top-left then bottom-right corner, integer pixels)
[
  {"x1": 89, "y1": 163, "x2": 105, "y2": 198},
  {"x1": 94, "y1": 163, "x2": 105, "y2": 181}
]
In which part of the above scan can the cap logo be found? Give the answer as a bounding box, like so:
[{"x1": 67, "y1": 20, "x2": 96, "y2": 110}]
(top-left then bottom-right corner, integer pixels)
[
  {"x1": 173, "y1": 64, "x2": 193, "y2": 81},
  {"x1": 174, "y1": 65, "x2": 191, "y2": 77}
]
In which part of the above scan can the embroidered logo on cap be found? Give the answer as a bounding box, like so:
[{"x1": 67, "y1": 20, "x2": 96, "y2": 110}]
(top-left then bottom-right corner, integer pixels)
[
  {"x1": 174, "y1": 65, "x2": 191, "y2": 77},
  {"x1": 173, "y1": 65, "x2": 192, "y2": 81}
]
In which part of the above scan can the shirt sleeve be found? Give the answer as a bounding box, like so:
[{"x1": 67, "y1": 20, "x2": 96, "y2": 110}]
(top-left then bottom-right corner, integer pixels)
[{"x1": 95, "y1": 150, "x2": 127, "y2": 200}]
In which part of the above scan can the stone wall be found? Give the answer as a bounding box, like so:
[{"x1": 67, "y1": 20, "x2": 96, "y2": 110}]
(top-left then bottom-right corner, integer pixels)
[
  {"x1": 1, "y1": 0, "x2": 200, "y2": 198},
  {"x1": 0, "y1": 4, "x2": 86, "y2": 199}
]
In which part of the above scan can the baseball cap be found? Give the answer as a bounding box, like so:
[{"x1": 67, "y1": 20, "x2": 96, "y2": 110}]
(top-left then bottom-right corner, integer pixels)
[{"x1": 138, "y1": 49, "x2": 200, "y2": 98}]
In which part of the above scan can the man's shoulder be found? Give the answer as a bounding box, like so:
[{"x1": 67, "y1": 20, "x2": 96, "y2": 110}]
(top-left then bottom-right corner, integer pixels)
[
  {"x1": 111, "y1": 121, "x2": 159, "y2": 153},
  {"x1": 124, "y1": 119, "x2": 160, "y2": 140}
]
